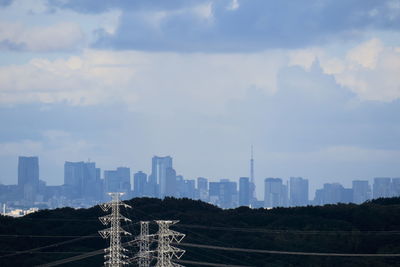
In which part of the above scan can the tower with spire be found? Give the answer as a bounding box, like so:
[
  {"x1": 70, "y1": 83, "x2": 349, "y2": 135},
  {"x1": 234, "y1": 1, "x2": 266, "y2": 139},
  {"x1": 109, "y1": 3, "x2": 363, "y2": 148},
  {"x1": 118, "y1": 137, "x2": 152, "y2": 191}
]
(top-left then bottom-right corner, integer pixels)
[{"x1": 250, "y1": 145, "x2": 256, "y2": 204}]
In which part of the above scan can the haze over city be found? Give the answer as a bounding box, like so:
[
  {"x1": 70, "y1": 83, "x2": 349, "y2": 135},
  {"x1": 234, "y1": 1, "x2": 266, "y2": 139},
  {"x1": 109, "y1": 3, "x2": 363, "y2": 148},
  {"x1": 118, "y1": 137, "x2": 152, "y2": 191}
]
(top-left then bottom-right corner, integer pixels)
[{"x1": 1, "y1": 0, "x2": 400, "y2": 198}]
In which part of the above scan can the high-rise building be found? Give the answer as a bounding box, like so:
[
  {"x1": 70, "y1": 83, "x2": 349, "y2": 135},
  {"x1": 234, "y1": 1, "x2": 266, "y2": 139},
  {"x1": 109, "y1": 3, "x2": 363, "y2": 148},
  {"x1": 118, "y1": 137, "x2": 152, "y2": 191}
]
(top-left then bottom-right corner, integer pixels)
[
  {"x1": 175, "y1": 175, "x2": 185, "y2": 197},
  {"x1": 264, "y1": 178, "x2": 288, "y2": 208},
  {"x1": 313, "y1": 183, "x2": 352, "y2": 205},
  {"x1": 104, "y1": 167, "x2": 131, "y2": 198},
  {"x1": 133, "y1": 171, "x2": 147, "y2": 197},
  {"x1": 149, "y1": 156, "x2": 173, "y2": 198},
  {"x1": 64, "y1": 161, "x2": 84, "y2": 198},
  {"x1": 352, "y1": 180, "x2": 371, "y2": 204},
  {"x1": 341, "y1": 188, "x2": 353, "y2": 203},
  {"x1": 164, "y1": 167, "x2": 177, "y2": 198},
  {"x1": 239, "y1": 177, "x2": 250, "y2": 207},
  {"x1": 64, "y1": 161, "x2": 101, "y2": 200},
  {"x1": 391, "y1": 178, "x2": 400, "y2": 197},
  {"x1": 219, "y1": 179, "x2": 238, "y2": 209},
  {"x1": 197, "y1": 177, "x2": 208, "y2": 201},
  {"x1": 289, "y1": 177, "x2": 309, "y2": 207},
  {"x1": 373, "y1": 177, "x2": 391, "y2": 199},
  {"x1": 209, "y1": 182, "x2": 220, "y2": 206},
  {"x1": 18, "y1": 156, "x2": 39, "y2": 202},
  {"x1": 183, "y1": 179, "x2": 196, "y2": 199}
]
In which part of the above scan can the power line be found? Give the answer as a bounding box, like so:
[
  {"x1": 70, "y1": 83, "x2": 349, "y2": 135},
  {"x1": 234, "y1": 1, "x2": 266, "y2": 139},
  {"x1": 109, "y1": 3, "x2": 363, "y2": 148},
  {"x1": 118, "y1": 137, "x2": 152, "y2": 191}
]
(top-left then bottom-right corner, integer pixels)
[
  {"x1": 0, "y1": 234, "x2": 98, "y2": 259},
  {"x1": 177, "y1": 242, "x2": 400, "y2": 257},
  {"x1": 37, "y1": 248, "x2": 105, "y2": 267},
  {"x1": 0, "y1": 250, "x2": 90, "y2": 254},
  {"x1": 0, "y1": 234, "x2": 100, "y2": 238},
  {"x1": 175, "y1": 259, "x2": 252, "y2": 267},
  {"x1": 176, "y1": 224, "x2": 400, "y2": 235}
]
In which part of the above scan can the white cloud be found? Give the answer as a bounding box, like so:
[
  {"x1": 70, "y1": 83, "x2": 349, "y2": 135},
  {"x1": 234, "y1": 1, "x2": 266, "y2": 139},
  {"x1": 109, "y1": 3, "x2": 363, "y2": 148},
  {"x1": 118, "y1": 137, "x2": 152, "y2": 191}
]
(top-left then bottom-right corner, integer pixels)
[
  {"x1": 288, "y1": 48, "x2": 323, "y2": 70},
  {"x1": 0, "y1": 49, "x2": 285, "y2": 112},
  {"x1": 290, "y1": 38, "x2": 400, "y2": 102},
  {"x1": 193, "y1": 2, "x2": 214, "y2": 20},
  {"x1": 346, "y1": 38, "x2": 384, "y2": 69},
  {"x1": 0, "y1": 21, "x2": 85, "y2": 52},
  {"x1": 334, "y1": 40, "x2": 400, "y2": 101},
  {"x1": 227, "y1": 0, "x2": 240, "y2": 11}
]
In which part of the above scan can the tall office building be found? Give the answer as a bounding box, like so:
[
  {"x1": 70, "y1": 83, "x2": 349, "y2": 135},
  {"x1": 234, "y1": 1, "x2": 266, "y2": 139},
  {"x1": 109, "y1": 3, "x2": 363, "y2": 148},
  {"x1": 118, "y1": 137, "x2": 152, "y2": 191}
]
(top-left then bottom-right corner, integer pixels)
[
  {"x1": 174, "y1": 175, "x2": 184, "y2": 197},
  {"x1": 313, "y1": 183, "x2": 352, "y2": 205},
  {"x1": 264, "y1": 178, "x2": 288, "y2": 208},
  {"x1": 197, "y1": 177, "x2": 208, "y2": 201},
  {"x1": 289, "y1": 177, "x2": 309, "y2": 207},
  {"x1": 164, "y1": 167, "x2": 177, "y2": 198},
  {"x1": 104, "y1": 167, "x2": 131, "y2": 198},
  {"x1": 64, "y1": 161, "x2": 84, "y2": 198},
  {"x1": 64, "y1": 161, "x2": 101, "y2": 200},
  {"x1": 352, "y1": 180, "x2": 371, "y2": 204},
  {"x1": 219, "y1": 179, "x2": 238, "y2": 209},
  {"x1": 18, "y1": 156, "x2": 39, "y2": 202},
  {"x1": 391, "y1": 178, "x2": 400, "y2": 197},
  {"x1": 373, "y1": 177, "x2": 391, "y2": 199},
  {"x1": 149, "y1": 156, "x2": 173, "y2": 198},
  {"x1": 209, "y1": 182, "x2": 220, "y2": 206},
  {"x1": 183, "y1": 179, "x2": 196, "y2": 199},
  {"x1": 133, "y1": 171, "x2": 147, "y2": 197},
  {"x1": 82, "y1": 162, "x2": 97, "y2": 199},
  {"x1": 239, "y1": 177, "x2": 250, "y2": 207}
]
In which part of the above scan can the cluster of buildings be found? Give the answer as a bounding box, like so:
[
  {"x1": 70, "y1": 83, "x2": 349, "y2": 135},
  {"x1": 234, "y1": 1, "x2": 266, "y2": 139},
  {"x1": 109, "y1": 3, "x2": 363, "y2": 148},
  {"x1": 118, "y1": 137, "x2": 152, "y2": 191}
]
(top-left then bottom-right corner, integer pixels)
[{"x1": 0, "y1": 155, "x2": 399, "y2": 215}]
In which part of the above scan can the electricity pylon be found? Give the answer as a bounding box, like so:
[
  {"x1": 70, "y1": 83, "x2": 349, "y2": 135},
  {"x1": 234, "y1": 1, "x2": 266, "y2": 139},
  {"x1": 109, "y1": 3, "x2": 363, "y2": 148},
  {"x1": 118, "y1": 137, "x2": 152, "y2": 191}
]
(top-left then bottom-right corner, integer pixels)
[
  {"x1": 155, "y1": 220, "x2": 185, "y2": 267},
  {"x1": 99, "y1": 192, "x2": 132, "y2": 267},
  {"x1": 137, "y1": 221, "x2": 151, "y2": 267}
]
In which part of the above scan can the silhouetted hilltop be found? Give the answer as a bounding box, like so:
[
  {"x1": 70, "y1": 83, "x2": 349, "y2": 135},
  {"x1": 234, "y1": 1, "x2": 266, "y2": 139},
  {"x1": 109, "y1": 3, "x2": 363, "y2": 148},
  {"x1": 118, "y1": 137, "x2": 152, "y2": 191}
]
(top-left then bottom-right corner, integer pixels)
[{"x1": 1, "y1": 197, "x2": 399, "y2": 266}]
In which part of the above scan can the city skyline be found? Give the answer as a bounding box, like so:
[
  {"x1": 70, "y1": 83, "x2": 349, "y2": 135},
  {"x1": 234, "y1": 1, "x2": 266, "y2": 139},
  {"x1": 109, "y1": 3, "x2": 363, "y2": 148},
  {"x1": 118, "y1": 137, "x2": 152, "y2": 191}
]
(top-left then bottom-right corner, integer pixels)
[
  {"x1": 1, "y1": 154, "x2": 399, "y2": 203},
  {"x1": 0, "y1": 1, "x2": 400, "y2": 199}
]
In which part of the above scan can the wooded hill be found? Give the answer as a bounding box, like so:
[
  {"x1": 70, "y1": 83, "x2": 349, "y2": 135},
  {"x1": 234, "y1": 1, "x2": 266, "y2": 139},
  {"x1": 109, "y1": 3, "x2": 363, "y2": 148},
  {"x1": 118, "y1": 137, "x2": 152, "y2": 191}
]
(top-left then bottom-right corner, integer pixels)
[{"x1": 0, "y1": 197, "x2": 399, "y2": 266}]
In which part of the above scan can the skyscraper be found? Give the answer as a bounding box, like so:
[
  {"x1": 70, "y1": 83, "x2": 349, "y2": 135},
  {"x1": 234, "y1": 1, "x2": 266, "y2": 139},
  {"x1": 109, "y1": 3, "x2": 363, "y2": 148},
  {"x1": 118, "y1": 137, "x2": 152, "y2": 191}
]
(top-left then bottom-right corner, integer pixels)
[
  {"x1": 373, "y1": 177, "x2": 391, "y2": 199},
  {"x1": 149, "y1": 156, "x2": 173, "y2": 198},
  {"x1": 18, "y1": 156, "x2": 39, "y2": 202},
  {"x1": 289, "y1": 177, "x2": 309, "y2": 207},
  {"x1": 133, "y1": 171, "x2": 147, "y2": 197},
  {"x1": 64, "y1": 161, "x2": 101, "y2": 200},
  {"x1": 209, "y1": 182, "x2": 220, "y2": 206},
  {"x1": 352, "y1": 180, "x2": 371, "y2": 204},
  {"x1": 391, "y1": 178, "x2": 400, "y2": 197},
  {"x1": 239, "y1": 177, "x2": 250, "y2": 207},
  {"x1": 104, "y1": 167, "x2": 131, "y2": 198},
  {"x1": 313, "y1": 183, "x2": 351, "y2": 205},
  {"x1": 18, "y1": 156, "x2": 39, "y2": 188},
  {"x1": 219, "y1": 179, "x2": 238, "y2": 209},
  {"x1": 183, "y1": 179, "x2": 196, "y2": 199},
  {"x1": 164, "y1": 167, "x2": 177, "y2": 198},
  {"x1": 197, "y1": 177, "x2": 208, "y2": 202},
  {"x1": 264, "y1": 178, "x2": 288, "y2": 208}
]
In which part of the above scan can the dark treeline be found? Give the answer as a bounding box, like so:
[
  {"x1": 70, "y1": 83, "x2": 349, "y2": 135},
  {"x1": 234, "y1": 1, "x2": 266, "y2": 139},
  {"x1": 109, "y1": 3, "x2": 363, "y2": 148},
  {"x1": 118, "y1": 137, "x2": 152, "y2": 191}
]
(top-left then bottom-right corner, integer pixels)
[{"x1": 0, "y1": 197, "x2": 399, "y2": 266}]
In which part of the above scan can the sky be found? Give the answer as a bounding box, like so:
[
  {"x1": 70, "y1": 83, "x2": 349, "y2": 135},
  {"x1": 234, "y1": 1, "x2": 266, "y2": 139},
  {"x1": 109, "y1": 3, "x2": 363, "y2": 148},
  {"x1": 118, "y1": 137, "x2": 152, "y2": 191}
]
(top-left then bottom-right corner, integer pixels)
[{"x1": 0, "y1": 0, "x2": 400, "y2": 198}]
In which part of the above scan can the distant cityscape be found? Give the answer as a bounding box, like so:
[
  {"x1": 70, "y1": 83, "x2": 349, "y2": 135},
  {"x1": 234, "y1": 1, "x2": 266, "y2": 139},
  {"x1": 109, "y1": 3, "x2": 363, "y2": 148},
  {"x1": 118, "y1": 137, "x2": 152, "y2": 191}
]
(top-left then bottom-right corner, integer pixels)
[{"x1": 0, "y1": 155, "x2": 399, "y2": 216}]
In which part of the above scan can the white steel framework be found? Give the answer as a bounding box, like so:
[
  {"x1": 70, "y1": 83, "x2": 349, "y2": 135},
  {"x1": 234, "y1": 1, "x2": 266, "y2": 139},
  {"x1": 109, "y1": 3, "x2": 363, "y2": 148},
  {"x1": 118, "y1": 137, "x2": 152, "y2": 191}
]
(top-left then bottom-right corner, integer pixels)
[
  {"x1": 138, "y1": 221, "x2": 151, "y2": 267},
  {"x1": 99, "y1": 192, "x2": 132, "y2": 267},
  {"x1": 155, "y1": 220, "x2": 185, "y2": 267}
]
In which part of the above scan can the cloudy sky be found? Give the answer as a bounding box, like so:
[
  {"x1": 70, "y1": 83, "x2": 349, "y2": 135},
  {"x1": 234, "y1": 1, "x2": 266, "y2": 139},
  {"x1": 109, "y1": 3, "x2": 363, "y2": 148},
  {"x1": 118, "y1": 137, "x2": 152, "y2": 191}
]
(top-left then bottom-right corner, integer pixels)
[{"x1": 1, "y1": 0, "x2": 400, "y2": 197}]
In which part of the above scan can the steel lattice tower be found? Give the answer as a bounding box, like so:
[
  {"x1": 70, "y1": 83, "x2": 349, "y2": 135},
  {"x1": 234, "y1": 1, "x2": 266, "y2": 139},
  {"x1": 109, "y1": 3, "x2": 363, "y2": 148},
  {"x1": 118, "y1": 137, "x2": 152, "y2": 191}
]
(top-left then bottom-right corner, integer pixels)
[
  {"x1": 250, "y1": 145, "x2": 256, "y2": 202},
  {"x1": 138, "y1": 221, "x2": 151, "y2": 267},
  {"x1": 155, "y1": 220, "x2": 185, "y2": 267},
  {"x1": 99, "y1": 192, "x2": 132, "y2": 267}
]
